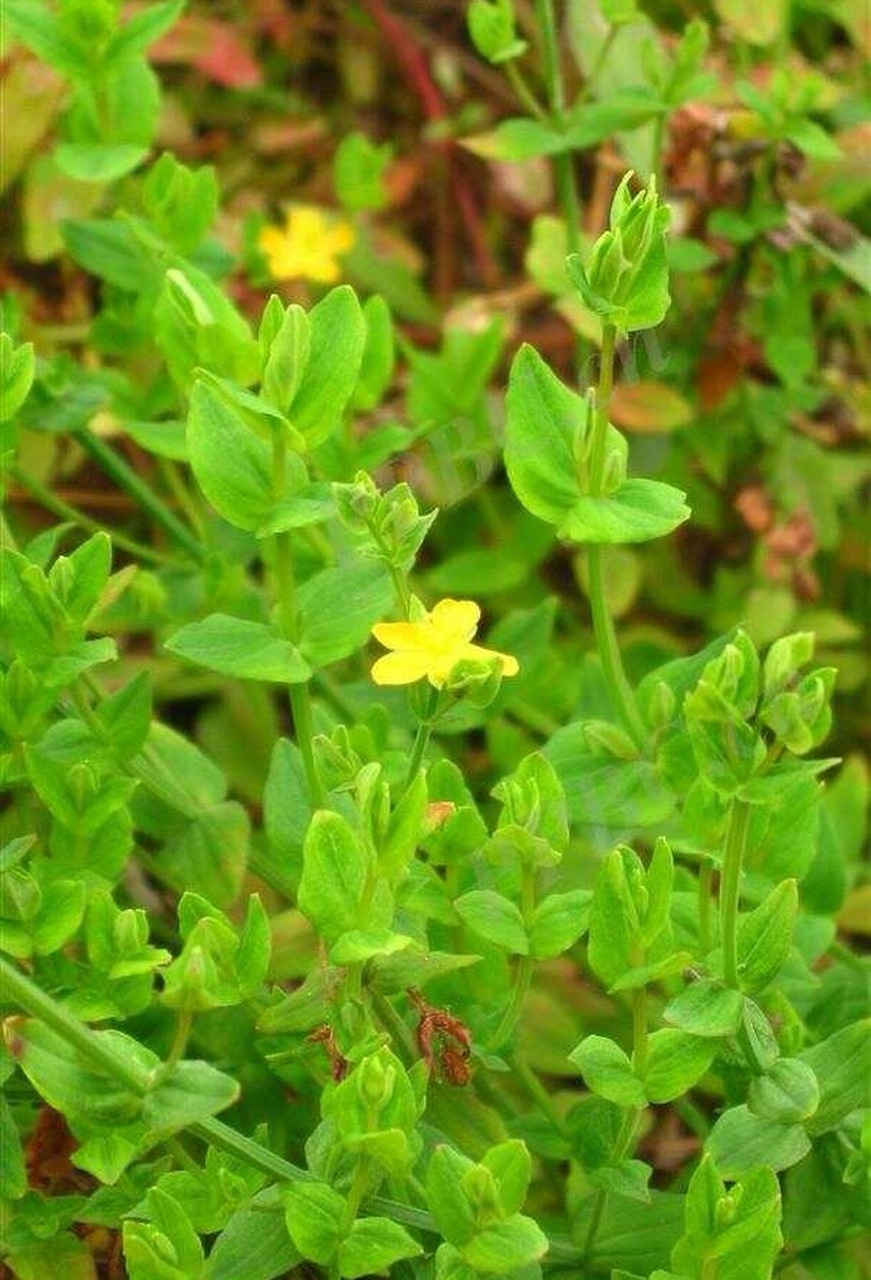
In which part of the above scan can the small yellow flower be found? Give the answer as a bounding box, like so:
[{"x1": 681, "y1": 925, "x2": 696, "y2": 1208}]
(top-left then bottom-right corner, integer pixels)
[
  {"x1": 371, "y1": 599, "x2": 519, "y2": 689},
  {"x1": 258, "y1": 204, "x2": 355, "y2": 284}
]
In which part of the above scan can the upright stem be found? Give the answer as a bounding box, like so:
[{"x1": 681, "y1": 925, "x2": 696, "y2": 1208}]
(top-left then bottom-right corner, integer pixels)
[
  {"x1": 586, "y1": 327, "x2": 646, "y2": 748},
  {"x1": 583, "y1": 982, "x2": 648, "y2": 1260},
  {"x1": 535, "y1": 0, "x2": 581, "y2": 256},
  {"x1": 486, "y1": 865, "x2": 536, "y2": 1053},
  {"x1": 271, "y1": 432, "x2": 325, "y2": 810},
  {"x1": 698, "y1": 858, "x2": 714, "y2": 954},
  {"x1": 720, "y1": 798, "x2": 750, "y2": 989}
]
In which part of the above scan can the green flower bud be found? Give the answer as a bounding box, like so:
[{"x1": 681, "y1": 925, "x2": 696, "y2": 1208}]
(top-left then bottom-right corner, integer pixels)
[
  {"x1": 763, "y1": 631, "x2": 815, "y2": 700},
  {"x1": 357, "y1": 1052, "x2": 396, "y2": 1113},
  {"x1": 566, "y1": 173, "x2": 670, "y2": 333},
  {"x1": 467, "y1": 0, "x2": 527, "y2": 64},
  {"x1": 462, "y1": 1164, "x2": 501, "y2": 1223}
]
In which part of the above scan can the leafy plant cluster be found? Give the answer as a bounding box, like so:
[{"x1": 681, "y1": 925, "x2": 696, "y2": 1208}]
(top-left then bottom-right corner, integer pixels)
[{"x1": 0, "y1": 3, "x2": 869, "y2": 1280}]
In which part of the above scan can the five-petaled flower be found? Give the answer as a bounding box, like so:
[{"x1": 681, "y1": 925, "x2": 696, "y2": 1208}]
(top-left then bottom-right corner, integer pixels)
[
  {"x1": 370, "y1": 598, "x2": 519, "y2": 688},
  {"x1": 258, "y1": 204, "x2": 355, "y2": 283}
]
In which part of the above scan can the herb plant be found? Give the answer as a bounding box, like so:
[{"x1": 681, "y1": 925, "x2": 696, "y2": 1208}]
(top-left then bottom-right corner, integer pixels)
[{"x1": 1, "y1": 3, "x2": 868, "y2": 1280}]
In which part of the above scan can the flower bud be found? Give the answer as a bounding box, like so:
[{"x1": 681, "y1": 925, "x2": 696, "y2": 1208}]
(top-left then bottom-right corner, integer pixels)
[{"x1": 566, "y1": 173, "x2": 670, "y2": 333}]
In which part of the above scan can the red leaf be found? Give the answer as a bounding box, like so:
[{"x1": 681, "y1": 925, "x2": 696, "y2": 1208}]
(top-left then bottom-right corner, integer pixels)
[{"x1": 151, "y1": 16, "x2": 262, "y2": 88}]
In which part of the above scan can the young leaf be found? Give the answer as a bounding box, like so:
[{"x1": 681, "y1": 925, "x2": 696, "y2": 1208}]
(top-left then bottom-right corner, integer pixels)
[
  {"x1": 337, "y1": 1217, "x2": 422, "y2": 1278},
  {"x1": 736, "y1": 880, "x2": 797, "y2": 993},
  {"x1": 569, "y1": 1035, "x2": 646, "y2": 1108},
  {"x1": 165, "y1": 615, "x2": 312, "y2": 684},
  {"x1": 298, "y1": 812, "x2": 369, "y2": 944},
  {"x1": 664, "y1": 981, "x2": 744, "y2": 1038},
  {"x1": 643, "y1": 1030, "x2": 715, "y2": 1103},
  {"x1": 283, "y1": 1181, "x2": 343, "y2": 1265},
  {"x1": 454, "y1": 890, "x2": 528, "y2": 954}
]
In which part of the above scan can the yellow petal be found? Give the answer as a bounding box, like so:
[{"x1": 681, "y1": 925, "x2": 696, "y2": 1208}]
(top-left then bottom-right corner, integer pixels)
[
  {"x1": 372, "y1": 621, "x2": 428, "y2": 651},
  {"x1": 371, "y1": 650, "x2": 432, "y2": 686},
  {"x1": 463, "y1": 643, "x2": 519, "y2": 677},
  {"x1": 430, "y1": 598, "x2": 481, "y2": 643},
  {"x1": 258, "y1": 225, "x2": 286, "y2": 254},
  {"x1": 328, "y1": 223, "x2": 356, "y2": 254},
  {"x1": 306, "y1": 255, "x2": 341, "y2": 284}
]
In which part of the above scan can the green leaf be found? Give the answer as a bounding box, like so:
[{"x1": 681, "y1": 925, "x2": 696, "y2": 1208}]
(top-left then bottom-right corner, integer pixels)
[
  {"x1": 159, "y1": 802, "x2": 249, "y2": 910},
  {"x1": 748, "y1": 1059, "x2": 820, "y2": 1124},
  {"x1": 297, "y1": 560, "x2": 392, "y2": 669},
  {"x1": 71, "y1": 1131, "x2": 136, "y2": 1184},
  {"x1": 504, "y1": 344, "x2": 589, "y2": 526},
  {"x1": 643, "y1": 1030, "x2": 715, "y2": 1103},
  {"x1": 480, "y1": 1140, "x2": 532, "y2": 1217},
  {"x1": 800, "y1": 1019, "x2": 871, "y2": 1134},
  {"x1": 0, "y1": 1093, "x2": 26, "y2": 1198},
  {"x1": 283, "y1": 1181, "x2": 343, "y2": 1265},
  {"x1": 560, "y1": 478, "x2": 691, "y2": 544},
  {"x1": 673, "y1": 1157, "x2": 782, "y2": 1280},
  {"x1": 165, "y1": 614, "x2": 312, "y2": 684},
  {"x1": 106, "y1": 0, "x2": 184, "y2": 62},
  {"x1": 187, "y1": 380, "x2": 274, "y2": 531},
  {"x1": 55, "y1": 142, "x2": 147, "y2": 182},
  {"x1": 528, "y1": 889, "x2": 592, "y2": 958},
  {"x1": 0, "y1": 333, "x2": 35, "y2": 422},
  {"x1": 736, "y1": 879, "x2": 797, "y2": 993},
  {"x1": 329, "y1": 929, "x2": 412, "y2": 965},
  {"x1": 8, "y1": 1235, "x2": 99, "y2": 1280},
  {"x1": 4, "y1": 0, "x2": 89, "y2": 76},
  {"x1": 338, "y1": 1217, "x2": 422, "y2": 1278},
  {"x1": 454, "y1": 890, "x2": 528, "y2": 954},
  {"x1": 288, "y1": 285, "x2": 365, "y2": 445},
  {"x1": 589, "y1": 1157, "x2": 652, "y2": 1203},
  {"x1": 706, "y1": 1105, "x2": 811, "y2": 1176},
  {"x1": 144, "y1": 1060, "x2": 240, "y2": 1135},
  {"x1": 206, "y1": 1192, "x2": 300, "y2": 1280},
  {"x1": 125, "y1": 1188, "x2": 205, "y2": 1280},
  {"x1": 298, "y1": 812, "x2": 369, "y2": 945},
  {"x1": 461, "y1": 1214, "x2": 548, "y2": 1272},
  {"x1": 62, "y1": 218, "x2": 152, "y2": 289},
  {"x1": 664, "y1": 981, "x2": 744, "y2": 1038},
  {"x1": 569, "y1": 1034, "x2": 646, "y2": 1107},
  {"x1": 426, "y1": 1145, "x2": 476, "y2": 1246}
]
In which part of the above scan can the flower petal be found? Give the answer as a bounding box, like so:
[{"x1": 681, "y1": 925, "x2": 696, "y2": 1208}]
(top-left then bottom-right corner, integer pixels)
[
  {"x1": 431, "y1": 598, "x2": 481, "y2": 643},
  {"x1": 371, "y1": 650, "x2": 432, "y2": 686},
  {"x1": 463, "y1": 643, "x2": 520, "y2": 677},
  {"x1": 371, "y1": 621, "x2": 428, "y2": 651}
]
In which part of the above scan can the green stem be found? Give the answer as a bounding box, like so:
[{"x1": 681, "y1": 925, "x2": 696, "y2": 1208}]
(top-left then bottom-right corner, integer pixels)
[
  {"x1": 486, "y1": 867, "x2": 536, "y2": 1053},
  {"x1": 584, "y1": 983, "x2": 648, "y2": 1261},
  {"x1": 158, "y1": 457, "x2": 206, "y2": 542},
  {"x1": 163, "y1": 1009, "x2": 193, "y2": 1073},
  {"x1": 630, "y1": 985, "x2": 648, "y2": 1076},
  {"x1": 720, "y1": 799, "x2": 750, "y2": 990},
  {"x1": 486, "y1": 956, "x2": 533, "y2": 1054},
  {"x1": 404, "y1": 685, "x2": 439, "y2": 789},
  {"x1": 73, "y1": 427, "x2": 204, "y2": 563},
  {"x1": 535, "y1": 0, "x2": 582, "y2": 256},
  {"x1": 585, "y1": 324, "x2": 646, "y2": 749},
  {"x1": 650, "y1": 112, "x2": 665, "y2": 188},
  {"x1": 11, "y1": 465, "x2": 178, "y2": 567},
  {"x1": 505, "y1": 60, "x2": 548, "y2": 121},
  {"x1": 698, "y1": 858, "x2": 715, "y2": 955},
  {"x1": 270, "y1": 432, "x2": 325, "y2": 810}
]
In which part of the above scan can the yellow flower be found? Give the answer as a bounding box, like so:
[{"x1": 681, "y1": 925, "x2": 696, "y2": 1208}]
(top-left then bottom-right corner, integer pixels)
[
  {"x1": 371, "y1": 599, "x2": 519, "y2": 689},
  {"x1": 258, "y1": 204, "x2": 355, "y2": 284}
]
